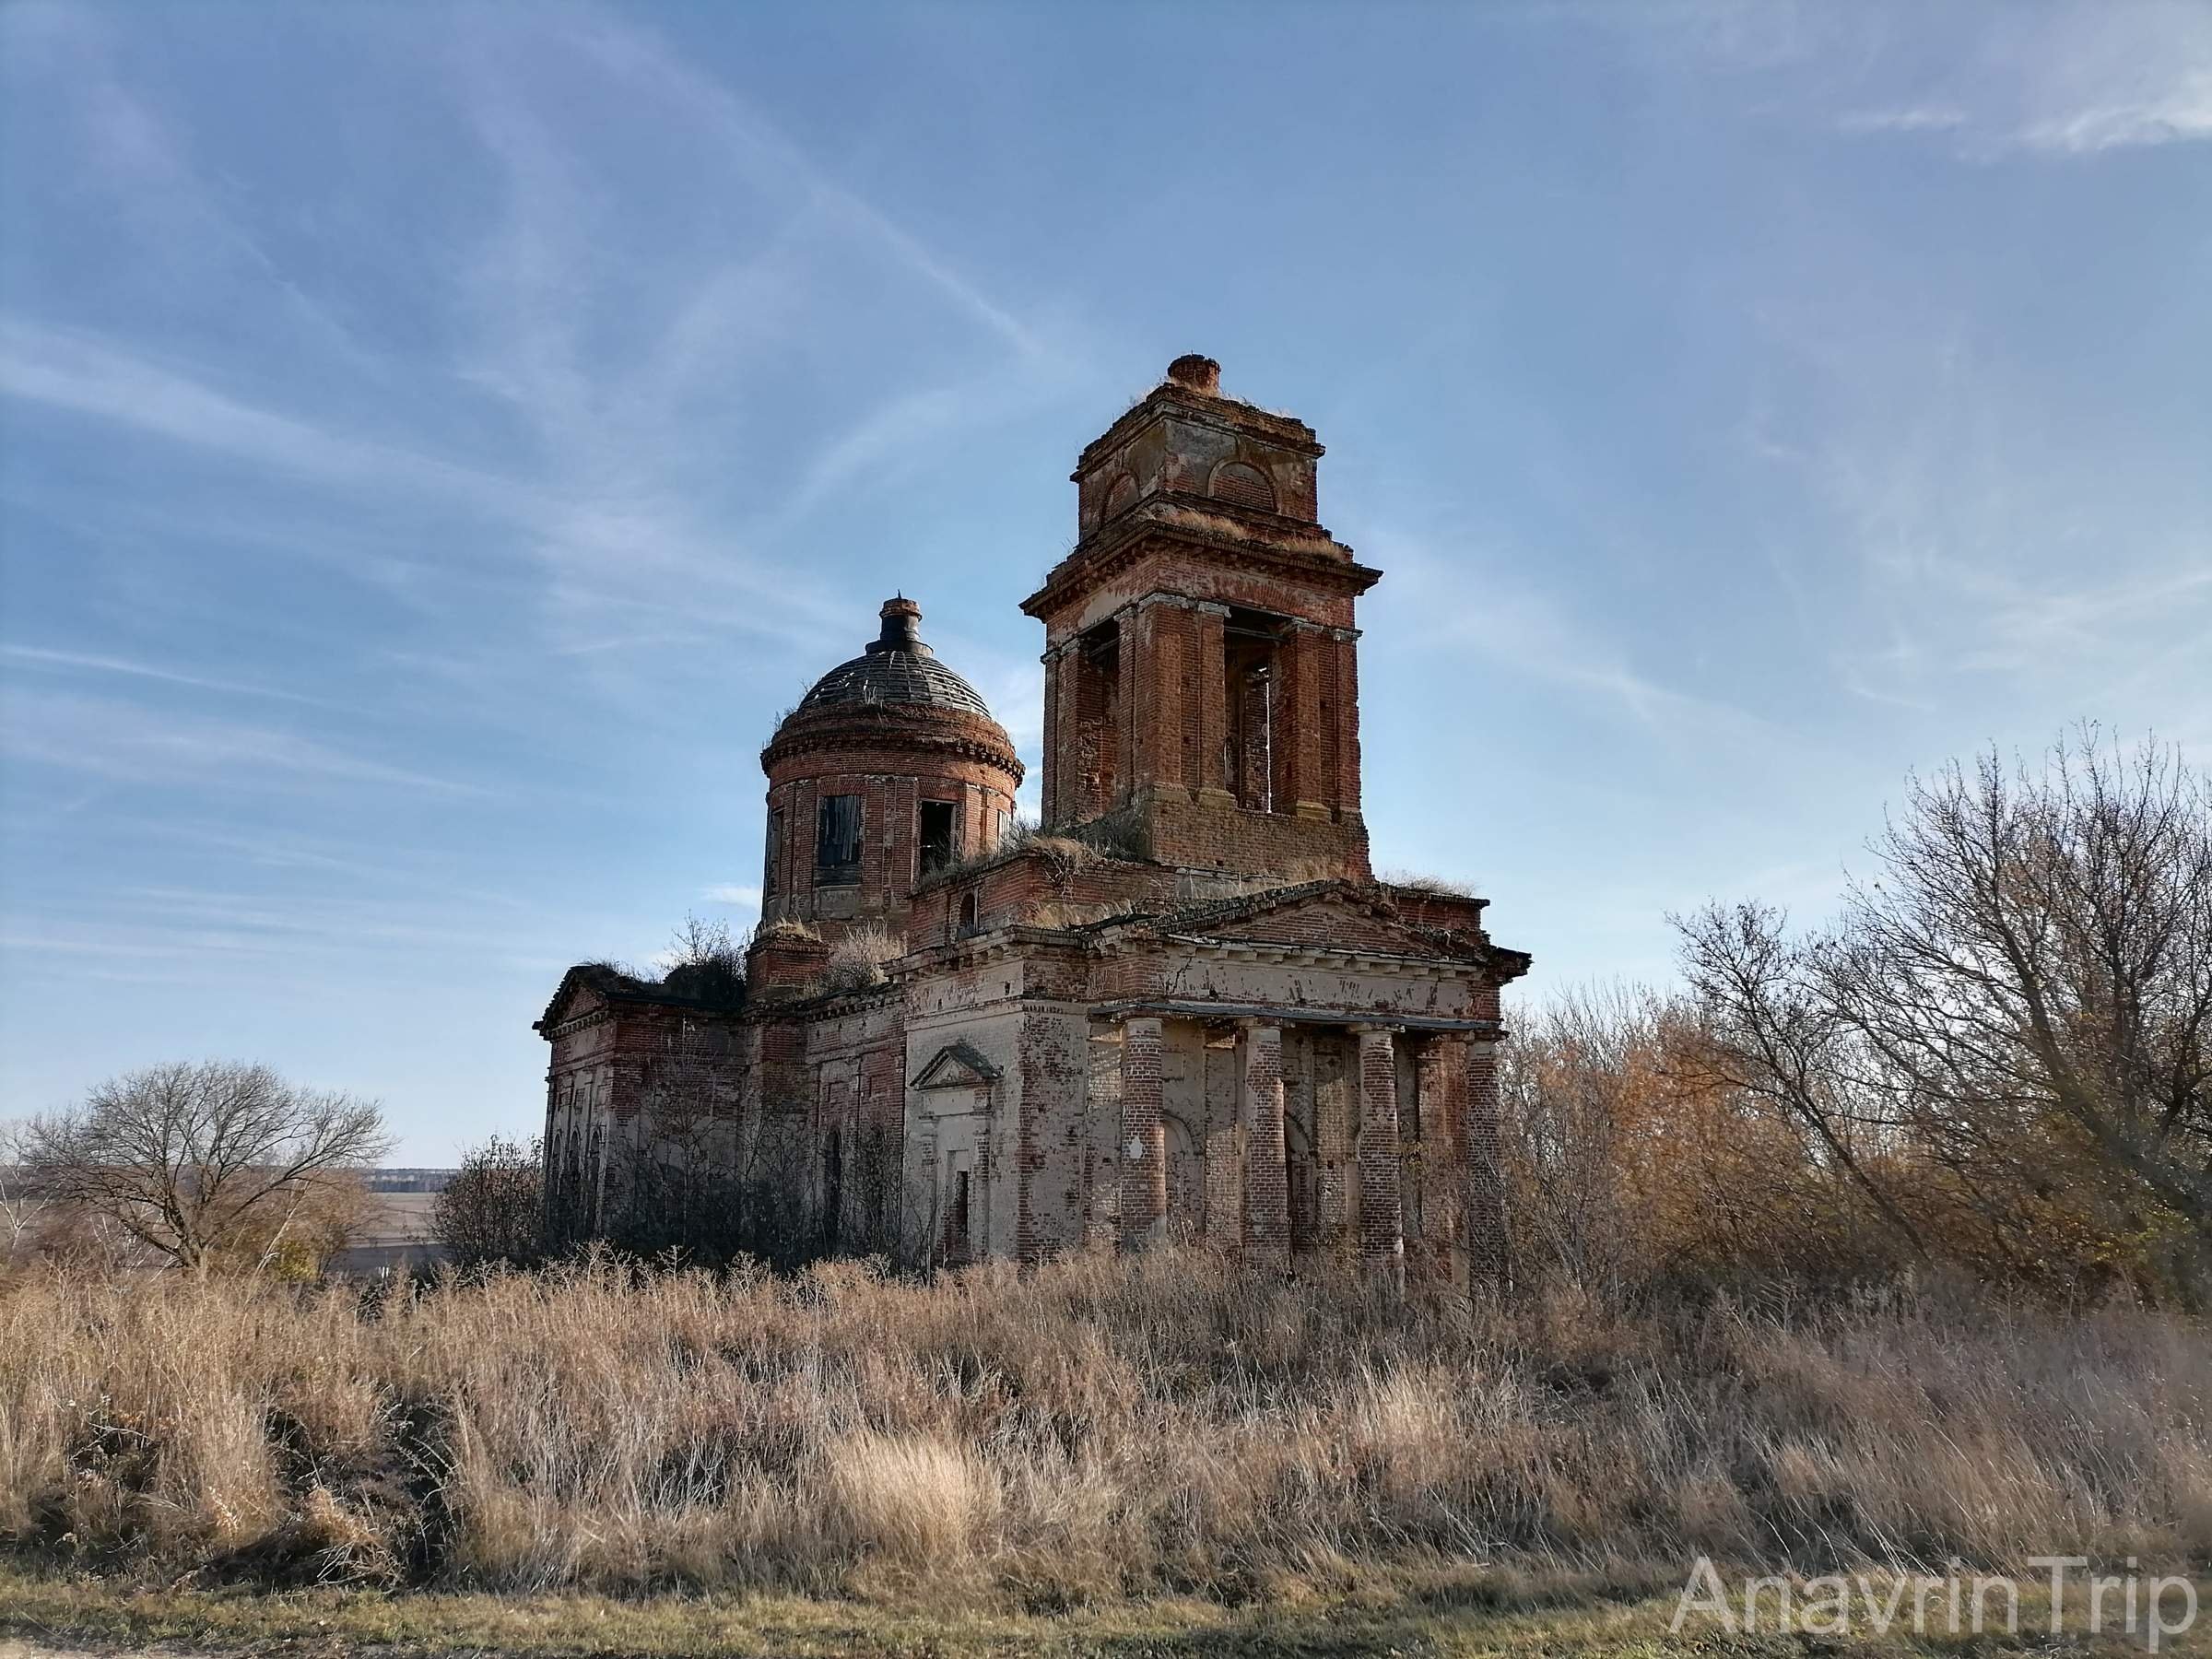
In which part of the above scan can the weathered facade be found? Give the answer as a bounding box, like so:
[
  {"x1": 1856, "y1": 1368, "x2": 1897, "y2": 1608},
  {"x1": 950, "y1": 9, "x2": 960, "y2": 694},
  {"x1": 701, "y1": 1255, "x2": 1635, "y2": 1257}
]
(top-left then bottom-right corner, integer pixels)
[{"x1": 536, "y1": 356, "x2": 1530, "y2": 1282}]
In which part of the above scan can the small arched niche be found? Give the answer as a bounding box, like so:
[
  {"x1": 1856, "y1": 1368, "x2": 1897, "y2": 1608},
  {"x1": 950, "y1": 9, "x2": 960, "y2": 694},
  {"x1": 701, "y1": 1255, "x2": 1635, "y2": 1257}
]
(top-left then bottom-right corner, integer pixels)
[{"x1": 1209, "y1": 460, "x2": 1276, "y2": 512}]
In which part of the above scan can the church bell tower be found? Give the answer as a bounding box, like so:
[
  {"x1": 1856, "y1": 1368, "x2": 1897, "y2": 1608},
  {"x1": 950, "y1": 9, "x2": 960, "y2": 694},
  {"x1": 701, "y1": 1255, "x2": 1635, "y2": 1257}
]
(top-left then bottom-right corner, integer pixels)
[{"x1": 1022, "y1": 355, "x2": 1378, "y2": 879}]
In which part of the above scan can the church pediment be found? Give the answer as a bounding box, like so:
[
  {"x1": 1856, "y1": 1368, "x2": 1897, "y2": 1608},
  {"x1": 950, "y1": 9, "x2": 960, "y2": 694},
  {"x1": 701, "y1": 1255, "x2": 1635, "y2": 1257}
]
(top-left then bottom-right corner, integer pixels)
[
  {"x1": 1154, "y1": 882, "x2": 1479, "y2": 961},
  {"x1": 911, "y1": 1041, "x2": 1003, "y2": 1090},
  {"x1": 536, "y1": 968, "x2": 612, "y2": 1032}
]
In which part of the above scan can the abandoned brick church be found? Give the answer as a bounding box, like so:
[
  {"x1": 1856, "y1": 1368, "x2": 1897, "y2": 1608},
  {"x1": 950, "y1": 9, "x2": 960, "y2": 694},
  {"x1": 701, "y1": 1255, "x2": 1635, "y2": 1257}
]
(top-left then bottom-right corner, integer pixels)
[{"x1": 535, "y1": 356, "x2": 1530, "y2": 1283}]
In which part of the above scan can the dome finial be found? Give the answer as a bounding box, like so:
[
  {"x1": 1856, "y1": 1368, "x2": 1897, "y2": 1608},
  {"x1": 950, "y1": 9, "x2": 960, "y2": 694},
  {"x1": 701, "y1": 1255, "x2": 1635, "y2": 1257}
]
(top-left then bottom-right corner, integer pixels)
[
  {"x1": 876, "y1": 594, "x2": 923, "y2": 651},
  {"x1": 1167, "y1": 353, "x2": 1220, "y2": 394}
]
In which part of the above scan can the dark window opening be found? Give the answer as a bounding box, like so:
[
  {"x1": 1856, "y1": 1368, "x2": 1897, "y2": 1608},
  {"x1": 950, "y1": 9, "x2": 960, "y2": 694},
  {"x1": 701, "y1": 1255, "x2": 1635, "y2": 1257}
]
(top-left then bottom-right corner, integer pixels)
[
  {"x1": 1222, "y1": 609, "x2": 1287, "y2": 813},
  {"x1": 958, "y1": 891, "x2": 980, "y2": 935},
  {"x1": 1074, "y1": 621, "x2": 1121, "y2": 814},
  {"x1": 816, "y1": 794, "x2": 862, "y2": 886},
  {"x1": 944, "y1": 1168, "x2": 972, "y2": 1264},
  {"x1": 919, "y1": 799, "x2": 957, "y2": 876},
  {"x1": 764, "y1": 807, "x2": 784, "y2": 899}
]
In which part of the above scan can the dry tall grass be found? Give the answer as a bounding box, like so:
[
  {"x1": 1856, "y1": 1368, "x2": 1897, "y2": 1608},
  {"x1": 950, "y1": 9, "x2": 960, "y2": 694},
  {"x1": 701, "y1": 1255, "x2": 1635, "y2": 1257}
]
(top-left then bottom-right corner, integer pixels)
[{"x1": 4, "y1": 1251, "x2": 2206, "y2": 1599}]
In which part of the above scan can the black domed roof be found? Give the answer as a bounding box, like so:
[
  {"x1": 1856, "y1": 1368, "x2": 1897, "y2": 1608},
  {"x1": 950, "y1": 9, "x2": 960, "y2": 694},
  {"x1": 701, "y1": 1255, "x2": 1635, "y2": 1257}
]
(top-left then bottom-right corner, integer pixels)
[{"x1": 790, "y1": 597, "x2": 995, "y2": 722}]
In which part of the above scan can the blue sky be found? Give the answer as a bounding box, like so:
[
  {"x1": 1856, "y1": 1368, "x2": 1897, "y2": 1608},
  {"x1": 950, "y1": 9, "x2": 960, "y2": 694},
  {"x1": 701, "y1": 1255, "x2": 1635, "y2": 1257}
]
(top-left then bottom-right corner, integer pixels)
[{"x1": 3, "y1": 2, "x2": 2206, "y2": 1163}]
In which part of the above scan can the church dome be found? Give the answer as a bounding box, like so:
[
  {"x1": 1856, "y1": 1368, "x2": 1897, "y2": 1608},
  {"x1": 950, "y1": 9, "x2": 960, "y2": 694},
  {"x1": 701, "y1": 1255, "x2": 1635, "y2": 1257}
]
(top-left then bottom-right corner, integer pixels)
[
  {"x1": 766, "y1": 597, "x2": 1021, "y2": 777},
  {"x1": 791, "y1": 596, "x2": 995, "y2": 720}
]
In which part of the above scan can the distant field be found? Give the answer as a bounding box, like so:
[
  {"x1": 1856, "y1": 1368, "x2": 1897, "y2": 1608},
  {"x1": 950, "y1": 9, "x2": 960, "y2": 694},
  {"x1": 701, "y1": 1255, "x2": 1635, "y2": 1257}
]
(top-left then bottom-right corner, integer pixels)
[{"x1": 333, "y1": 1188, "x2": 447, "y2": 1275}]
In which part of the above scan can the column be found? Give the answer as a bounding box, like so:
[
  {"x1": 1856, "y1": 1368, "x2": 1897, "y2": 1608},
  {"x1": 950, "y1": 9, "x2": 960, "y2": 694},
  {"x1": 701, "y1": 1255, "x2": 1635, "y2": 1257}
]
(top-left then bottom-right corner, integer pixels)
[
  {"x1": 1118, "y1": 1016, "x2": 1167, "y2": 1248},
  {"x1": 1240, "y1": 1020, "x2": 1289, "y2": 1267},
  {"x1": 1352, "y1": 1025, "x2": 1405, "y2": 1288},
  {"x1": 1331, "y1": 628, "x2": 1363, "y2": 825},
  {"x1": 1315, "y1": 1036, "x2": 1353, "y2": 1245},
  {"x1": 1465, "y1": 1037, "x2": 1508, "y2": 1286},
  {"x1": 1083, "y1": 1027, "x2": 1122, "y2": 1251},
  {"x1": 1288, "y1": 622, "x2": 1329, "y2": 819},
  {"x1": 1195, "y1": 602, "x2": 1233, "y2": 806},
  {"x1": 1418, "y1": 1033, "x2": 1467, "y2": 1282},
  {"x1": 1203, "y1": 1035, "x2": 1242, "y2": 1252},
  {"x1": 1040, "y1": 646, "x2": 1065, "y2": 826}
]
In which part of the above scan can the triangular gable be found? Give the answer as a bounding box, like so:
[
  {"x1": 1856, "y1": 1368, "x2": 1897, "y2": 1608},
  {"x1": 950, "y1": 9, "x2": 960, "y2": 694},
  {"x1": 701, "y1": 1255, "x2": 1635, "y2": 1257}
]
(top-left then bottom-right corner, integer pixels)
[
  {"x1": 1181, "y1": 898, "x2": 1436, "y2": 956},
  {"x1": 535, "y1": 966, "x2": 612, "y2": 1032},
  {"x1": 911, "y1": 1041, "x2": 1003, "y2": 1090},
  {"x1": 1155, "y1": 883, "x2": 1479, "y2": 961}
]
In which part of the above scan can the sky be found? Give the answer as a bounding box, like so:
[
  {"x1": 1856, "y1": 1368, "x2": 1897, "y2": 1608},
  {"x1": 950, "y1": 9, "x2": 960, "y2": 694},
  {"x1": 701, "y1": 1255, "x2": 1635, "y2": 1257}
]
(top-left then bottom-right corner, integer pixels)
[{"x1": 2, "y1": 1, "x2": 2207, "y2": 1163}]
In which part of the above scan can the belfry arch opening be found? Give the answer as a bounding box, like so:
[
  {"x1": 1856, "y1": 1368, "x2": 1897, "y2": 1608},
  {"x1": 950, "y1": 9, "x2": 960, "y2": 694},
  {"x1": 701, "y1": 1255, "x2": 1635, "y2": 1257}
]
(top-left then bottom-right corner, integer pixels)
[
  {"x1": 1223, "y1": 606, "x2": 1288, "y2": 813},
  {"x1": 1071, "y1": 617, "x2": 1121, "y2": 816}
]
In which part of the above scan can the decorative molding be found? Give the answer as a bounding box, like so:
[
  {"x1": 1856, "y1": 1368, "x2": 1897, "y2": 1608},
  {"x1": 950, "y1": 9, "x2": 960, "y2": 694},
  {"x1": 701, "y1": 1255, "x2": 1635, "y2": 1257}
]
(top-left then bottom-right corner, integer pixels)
[
  {"x1": 1094, "y1": 999, "x2": 1500, "y2": 1037},
  {"x1": 911, "y1": 1040, "x2": 1003, "y2": 1090}
]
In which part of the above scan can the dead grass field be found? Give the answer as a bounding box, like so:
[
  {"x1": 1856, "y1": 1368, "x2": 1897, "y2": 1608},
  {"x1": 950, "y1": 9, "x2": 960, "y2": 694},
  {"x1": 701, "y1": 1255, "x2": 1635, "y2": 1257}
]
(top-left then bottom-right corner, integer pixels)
[
  {"x1": 3, "y1": 1249, "x2": 2208, "y2": 1651},
  {"x1": 7, "y1": 1564, "x2": 2212, "y2": 1657}
]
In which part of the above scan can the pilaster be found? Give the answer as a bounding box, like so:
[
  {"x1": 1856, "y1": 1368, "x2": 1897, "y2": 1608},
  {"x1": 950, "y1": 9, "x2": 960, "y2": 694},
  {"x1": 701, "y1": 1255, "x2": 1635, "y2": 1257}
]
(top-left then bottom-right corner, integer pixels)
[
  {"x1": 1352, "y1": 1024, "x2": 1405, "y2": 1288},
  {"x1": 1118, "y1": 1016, "x2": 1167, "y2": 1248},
  {"x1": 1239, "y1": 1019, "x2": 1289, "y2": 1267}
]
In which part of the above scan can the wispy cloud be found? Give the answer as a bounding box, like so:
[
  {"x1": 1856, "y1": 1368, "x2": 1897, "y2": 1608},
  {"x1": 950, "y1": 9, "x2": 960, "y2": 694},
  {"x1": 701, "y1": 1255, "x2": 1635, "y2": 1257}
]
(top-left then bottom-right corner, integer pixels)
[
  {"x1": 559, "y1": 9, "x2": 1050, "y2": 359},
  {"x1": 0, "y1": 690, "x2": 489, "y2": 797},
  {"x1": 1374, "y1": 533, "x2": 1776, "y2": 742},
  {"x1": 1, "y1": 643, "x2": 337, "y2": 707},
  {"x1": 1632, "y1": 0, "x2": 2212, "y2": 159},
  {"x1": 0, "y1": 317, "x2": 534, "y2": 513},
  {"x1": 1838, "y1": 4, "x2": 2212, "y2": 157}
]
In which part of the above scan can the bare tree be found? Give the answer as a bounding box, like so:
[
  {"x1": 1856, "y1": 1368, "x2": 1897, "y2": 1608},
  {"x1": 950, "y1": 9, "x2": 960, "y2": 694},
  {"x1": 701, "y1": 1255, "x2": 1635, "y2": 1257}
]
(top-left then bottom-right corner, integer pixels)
[
  {"x1": 430, "y1": 1135, "x2": 544, "y2": 1268},
  {"x1": 15, "y1": 1061, "x2": 393, "y2": 1276},
  {"x1": 1678, "y1": 729, "x2": 2212, "y2": 1273},
  {"x1": 1674, "y1": 900, "x2": 1933, "y2": 1260}
]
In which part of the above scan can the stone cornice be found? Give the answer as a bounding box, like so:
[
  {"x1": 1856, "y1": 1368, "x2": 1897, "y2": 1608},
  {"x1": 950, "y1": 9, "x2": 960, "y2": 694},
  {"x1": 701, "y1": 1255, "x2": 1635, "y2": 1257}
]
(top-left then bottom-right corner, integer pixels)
[
  {"x1": 1095, "y1": 997, "x2": 1505, "y2": 1037},
  {"x1": 1022, "y1": 500, "x2": 1381, "y2": 620},
  {"x1": 1074, "y1": 387, "x2": 1322, "y2": 477},
  {"x1": 1147, "y1": 931, "x2": 1493, "y2": 980},
  {"x1": 888, "y1": 923, "x2": 1085, "y2": 978},
  {"x1": 542, "y1": 1006, "x2": 615, "y2": 1041},
  {"x1": 761, "y1": 710, "x2": 1024, "y2": 778}
]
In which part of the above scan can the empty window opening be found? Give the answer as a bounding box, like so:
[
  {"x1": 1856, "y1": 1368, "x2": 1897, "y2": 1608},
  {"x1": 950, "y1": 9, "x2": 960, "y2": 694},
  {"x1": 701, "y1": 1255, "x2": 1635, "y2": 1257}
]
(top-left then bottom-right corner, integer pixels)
[
  {"x1": 919, "y1": 799, "x2": 957, "y2": 877},
  {"x1": 1222, "y1": 609, "x2": 1287, "y2": 812},
  {"x1": 816, "y1": 794, "x2": 863, "y2": 886},
  {"x1": 958, "y1": 891, "x2": 980, "y2": 935},
  {"x1": 944, "y1": 1167, "x2": 972, "y2": 1264},
  {"x1": 1073, "y1": 620, "x2": 1121, "y2": 813},
  {"x1": 763, "y1": 807, "x2": 784, "y2": 900}
]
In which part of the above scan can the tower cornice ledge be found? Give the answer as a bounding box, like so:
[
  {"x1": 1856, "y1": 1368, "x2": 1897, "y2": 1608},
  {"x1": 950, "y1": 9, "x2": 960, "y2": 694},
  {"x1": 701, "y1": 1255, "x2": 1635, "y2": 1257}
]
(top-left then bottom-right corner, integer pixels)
[{"x1": 1022, "y1": 514, "x2": 1381, "y2": 619}]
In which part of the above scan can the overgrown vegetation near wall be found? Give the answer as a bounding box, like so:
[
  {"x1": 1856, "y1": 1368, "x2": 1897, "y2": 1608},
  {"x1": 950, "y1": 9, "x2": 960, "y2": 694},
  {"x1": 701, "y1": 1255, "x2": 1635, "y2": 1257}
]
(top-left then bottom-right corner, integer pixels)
[{"x1": 3, "y1": 1249, "x2": 2208, "y2": 1599}]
